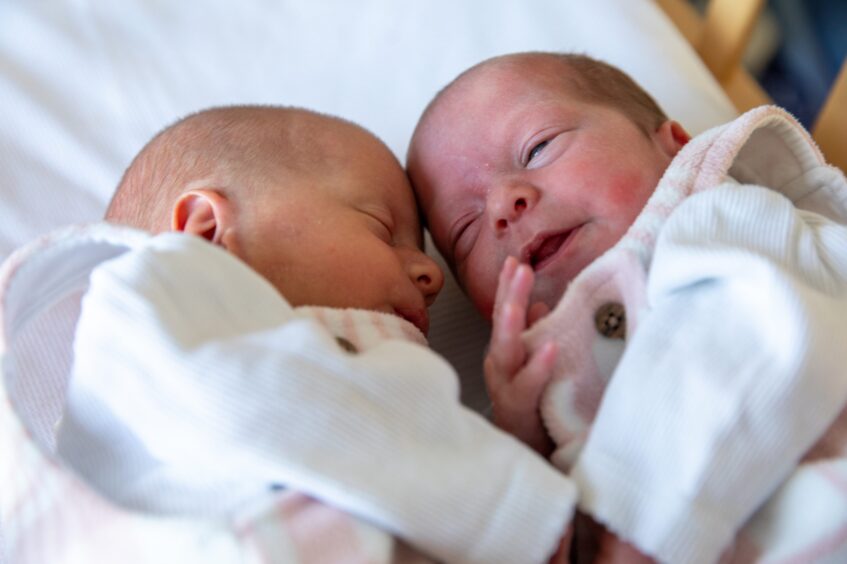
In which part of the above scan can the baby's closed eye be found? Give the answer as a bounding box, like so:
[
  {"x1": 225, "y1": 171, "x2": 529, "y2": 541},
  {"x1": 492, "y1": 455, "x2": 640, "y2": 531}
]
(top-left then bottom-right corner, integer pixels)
[
  {"x1": 364, "y1": 213, "x2": 394, "y2": 243},
  {"x1": 451, "y1": 214, "x2": 480, "y2": 261}
]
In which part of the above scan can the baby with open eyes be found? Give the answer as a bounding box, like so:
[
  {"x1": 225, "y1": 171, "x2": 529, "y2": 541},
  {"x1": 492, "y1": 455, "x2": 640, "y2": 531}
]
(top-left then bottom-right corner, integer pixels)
[
  {"x1": 407, "y1": 52, "x2": 847, "y2": 562},
  {"x1": 54, "y1": 105, "x2": 579, "y2": 563}
]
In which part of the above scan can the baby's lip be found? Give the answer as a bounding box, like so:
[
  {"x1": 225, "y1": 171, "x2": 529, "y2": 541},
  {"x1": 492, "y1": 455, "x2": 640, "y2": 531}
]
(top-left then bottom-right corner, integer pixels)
[
  {"x1": 521, "y1": 226, "x2": 582, "y2": 271},
  {"x1": 395, "y1": 307, "x2": 429, "y2": 335}
]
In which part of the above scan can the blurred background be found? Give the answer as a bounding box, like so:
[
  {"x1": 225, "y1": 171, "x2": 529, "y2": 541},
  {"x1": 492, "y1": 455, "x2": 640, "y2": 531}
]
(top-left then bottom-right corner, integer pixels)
[{"x1": 690, "y1": 0, "x2": 846, "y2": 128}]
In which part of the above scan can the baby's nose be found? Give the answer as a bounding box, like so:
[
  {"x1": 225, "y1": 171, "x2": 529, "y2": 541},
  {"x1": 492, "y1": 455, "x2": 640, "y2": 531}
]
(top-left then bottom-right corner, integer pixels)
[
  {"x1": 489, "y1": 182, "x2": 538, "y2": 232},
  {"x1": 408, "y1": 253, "x2": 445, "y2": 306}
]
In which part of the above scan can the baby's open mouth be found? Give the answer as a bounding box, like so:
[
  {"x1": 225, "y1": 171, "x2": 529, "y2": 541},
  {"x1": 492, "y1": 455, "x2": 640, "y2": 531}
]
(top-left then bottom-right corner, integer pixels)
[{"x1": 524, "y1": 227, "x2": 580, "y2": 271}]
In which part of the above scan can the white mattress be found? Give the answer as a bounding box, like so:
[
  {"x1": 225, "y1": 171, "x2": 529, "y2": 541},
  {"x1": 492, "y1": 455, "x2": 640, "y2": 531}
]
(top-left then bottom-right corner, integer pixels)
[{"x1": 0, "y1": 0, "x2": 737, "y2": 419}]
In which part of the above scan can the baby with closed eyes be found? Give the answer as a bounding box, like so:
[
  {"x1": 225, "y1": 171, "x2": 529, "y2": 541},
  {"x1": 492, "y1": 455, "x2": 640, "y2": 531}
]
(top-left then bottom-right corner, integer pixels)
[{"x1": 53, "y1": 105, "x2": 579, "y2": 563}]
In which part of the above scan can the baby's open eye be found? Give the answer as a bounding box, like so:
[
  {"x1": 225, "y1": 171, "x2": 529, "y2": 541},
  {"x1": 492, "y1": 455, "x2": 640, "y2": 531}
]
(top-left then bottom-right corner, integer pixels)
[{"x1": 526, "y1": 140, "x2": 549, "y2": 164}]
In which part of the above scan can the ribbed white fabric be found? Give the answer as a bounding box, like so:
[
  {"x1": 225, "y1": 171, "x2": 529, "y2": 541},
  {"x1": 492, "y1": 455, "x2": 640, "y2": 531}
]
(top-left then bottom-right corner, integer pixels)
[
  {"x1": 527, "y1": 107, "x2": 847, "y2": 563},
  {"x1": 56, "y1": 229, "x2": 577, "y2": 564},
  {"x1": 576, "y1": 184, "x2": 847, "y2": 563}
]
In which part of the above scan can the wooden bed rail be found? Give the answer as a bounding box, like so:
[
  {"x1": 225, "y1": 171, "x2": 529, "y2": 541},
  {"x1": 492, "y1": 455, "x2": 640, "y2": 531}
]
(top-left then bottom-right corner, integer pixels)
[
  {"x1": 699, "y1": 0, "x2": 765, "y2": 83},
  {"x1": 813, "y1": 61, "x2": 847, "y2": 173},
  {"x1": 656, "y1": 0, "x2": 846, "y2": 172}
]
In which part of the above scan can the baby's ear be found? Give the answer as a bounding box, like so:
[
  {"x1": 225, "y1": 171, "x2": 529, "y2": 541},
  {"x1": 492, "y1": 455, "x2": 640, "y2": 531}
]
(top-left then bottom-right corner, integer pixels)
[
  {"x1": 172, "y1": 189, "x2": 236, "y2": 248},
  {"x1": 654, "y1": 120, "x2": 690, "y2": 158}
]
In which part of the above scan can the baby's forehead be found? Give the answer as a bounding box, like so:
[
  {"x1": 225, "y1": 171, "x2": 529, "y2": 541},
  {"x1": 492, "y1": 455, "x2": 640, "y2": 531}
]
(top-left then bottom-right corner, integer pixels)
[
  {"x1": 428, "y1": 62, "x2": 574, "y2": 131},
  {"x1": 235, "y1": 115, "x2": 393, "y2": 182}
]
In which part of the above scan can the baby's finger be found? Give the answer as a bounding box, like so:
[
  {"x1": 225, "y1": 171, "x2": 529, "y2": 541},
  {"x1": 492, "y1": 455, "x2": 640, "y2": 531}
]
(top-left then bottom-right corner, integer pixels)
[
  {"x1": 513, "y1": 340, "x2": 557, "y2": 400},
  {"x1": 503, "y1": 262, "x2": 534, "y2": 319},
  {"x1": 489, "y1": 263, "x2": 537, "y2": 378},
  {"x1": 493, "y1": 256, "x2": 519, "y2": 319},
  {"x1": 488, "y1": 301, "x2": 527, "y2": 377},
  {"x1": 489, "y1": 262, "x2": 541, "y2": 383}
]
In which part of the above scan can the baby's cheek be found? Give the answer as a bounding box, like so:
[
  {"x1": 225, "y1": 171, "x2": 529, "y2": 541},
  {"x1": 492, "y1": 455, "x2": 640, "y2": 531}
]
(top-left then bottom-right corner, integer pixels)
[
  {"x1": 607, "y1": 170, "x2": 657, "y2": 220},
  {"x1": 462, "y1": 259, "x2": 497, "y2": 319}
]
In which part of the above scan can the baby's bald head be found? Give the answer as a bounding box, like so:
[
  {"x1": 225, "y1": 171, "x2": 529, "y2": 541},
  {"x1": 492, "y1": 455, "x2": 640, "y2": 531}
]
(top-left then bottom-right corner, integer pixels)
[
  {"x1": 412, "y1": 53, "x2": 669, "y2": 157},
  {"x1": 105, "y1": 104, "x2": 444, "y2": 326},
  {"x1": 106, "y1": 105, "x2": 363, "y2": 232}
]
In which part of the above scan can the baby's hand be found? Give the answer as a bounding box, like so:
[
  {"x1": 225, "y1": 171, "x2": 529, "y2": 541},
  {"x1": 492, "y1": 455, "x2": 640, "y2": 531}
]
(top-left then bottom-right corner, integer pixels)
[{"x1": 485, "y1": 256, "x2": 557, "y2": 456}]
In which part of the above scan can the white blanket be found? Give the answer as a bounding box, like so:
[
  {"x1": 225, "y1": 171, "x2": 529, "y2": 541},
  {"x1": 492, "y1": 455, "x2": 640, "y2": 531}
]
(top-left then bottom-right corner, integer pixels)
[
  {"x1": 2, "y1": 224, "x2": 577, "y2": 563},
  {"x1": 527, "y1": 106, "x2": 847, "y2": 563}
]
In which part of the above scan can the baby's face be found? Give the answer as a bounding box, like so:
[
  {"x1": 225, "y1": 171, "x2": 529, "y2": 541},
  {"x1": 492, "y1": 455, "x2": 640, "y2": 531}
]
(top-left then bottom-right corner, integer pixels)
[
  {"x1": 408, "y1": 64, "x2": 682, "y2": 318},
  {"x1": 239, "y1": 130, "x2": 444, "y2": 335}
]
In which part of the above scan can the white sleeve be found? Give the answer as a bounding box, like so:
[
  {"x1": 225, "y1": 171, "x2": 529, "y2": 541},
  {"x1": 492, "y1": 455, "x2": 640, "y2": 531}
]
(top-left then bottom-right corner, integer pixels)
[
  {"x1": 571, "y1": 184, "x2": 847, "y2": 564},
  {"x1": 72, "y1": 234, "x2": 577, "y2": 564}
]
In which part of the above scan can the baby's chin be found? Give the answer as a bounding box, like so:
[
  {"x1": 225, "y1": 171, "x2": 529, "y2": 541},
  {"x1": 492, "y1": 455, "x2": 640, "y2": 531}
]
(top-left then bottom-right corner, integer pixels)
[
  {"x1": 471, "y1": 278, "x2": 566, "y2": 322},
  {"x1": 531, "y1": 276, "x2": 570, "y2": 314}
]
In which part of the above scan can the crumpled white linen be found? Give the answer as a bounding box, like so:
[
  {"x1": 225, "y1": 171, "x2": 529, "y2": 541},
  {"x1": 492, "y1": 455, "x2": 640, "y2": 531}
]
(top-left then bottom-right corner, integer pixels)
[{"x1": 53, "y1": 226, "x2": 577, "y2": 564}]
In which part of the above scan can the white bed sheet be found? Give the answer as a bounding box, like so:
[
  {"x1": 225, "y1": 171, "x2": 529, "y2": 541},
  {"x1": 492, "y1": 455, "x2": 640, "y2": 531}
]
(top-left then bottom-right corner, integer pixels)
[{"x1": 0, "y1": 0, "x2": 737, "y2": 422}]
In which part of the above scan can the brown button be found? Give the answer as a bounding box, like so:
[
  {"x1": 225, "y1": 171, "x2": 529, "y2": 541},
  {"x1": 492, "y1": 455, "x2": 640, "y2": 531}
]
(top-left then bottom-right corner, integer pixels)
[
  {"x1": 594, "y1": 302, "x2": 626, "y2": 339},
  {"x1": 335, "y1": 336, "x2": 358, "y2": 353}
]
